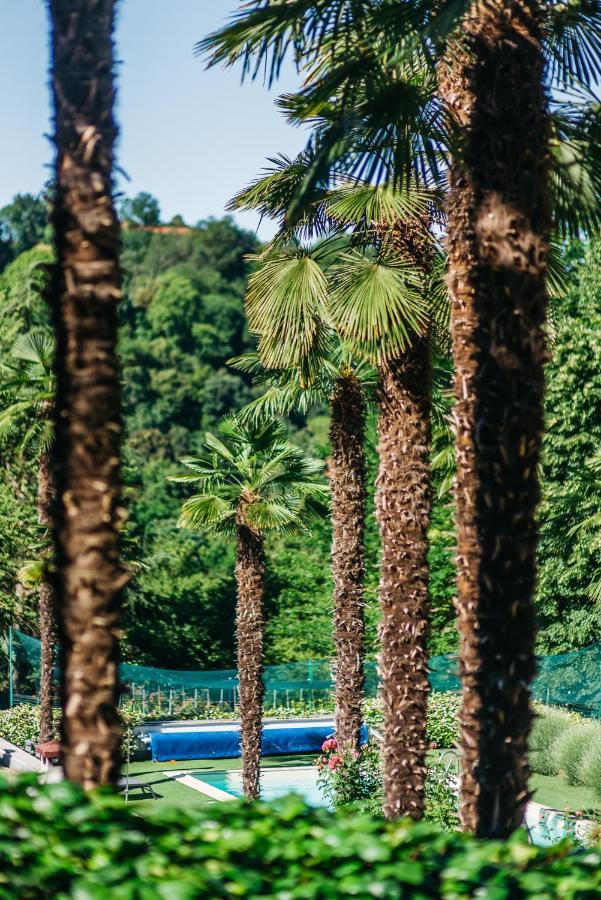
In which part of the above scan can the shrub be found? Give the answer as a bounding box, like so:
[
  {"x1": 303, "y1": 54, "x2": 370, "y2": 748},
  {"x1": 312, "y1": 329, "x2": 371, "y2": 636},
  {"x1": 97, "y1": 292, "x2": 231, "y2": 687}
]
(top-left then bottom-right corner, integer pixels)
[
  {"x1": 553, "y1": 724, "x2": 601, "y2": 785},
  {"x1": 424, "y1": 761, "x2": 459, "y2": 831},
  {"x1": 363, "y1": 693, "x2": 462, "y2": 749},
  {"x1": 426, "y1": 693, "x2": 462, "y2": 748},
  {"x1": 317, "y1": 738, "x2": 383, "y2": 816},
  {"x1": 0, "y1": 774, "x2": 600, "y2": 898},
  {"x1": 529, "y1": 708, "x2": 573, "y2": 776},
  {"x1": 582, "y1": 744, "x2": 601, "y2": 801},
  {"x1": 0, "y1": 704, "x2": 44, "y2": 747},
  {"x1": 317, "y1": 739, "x2": 459, "y2": 828}
]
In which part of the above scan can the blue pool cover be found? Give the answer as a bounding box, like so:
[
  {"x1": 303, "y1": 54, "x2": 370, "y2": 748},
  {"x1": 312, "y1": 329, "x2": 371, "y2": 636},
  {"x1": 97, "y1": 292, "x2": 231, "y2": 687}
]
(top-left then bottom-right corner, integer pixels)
[{"x1": 150, "y1": 722, "x2": 369, "y2": 762}]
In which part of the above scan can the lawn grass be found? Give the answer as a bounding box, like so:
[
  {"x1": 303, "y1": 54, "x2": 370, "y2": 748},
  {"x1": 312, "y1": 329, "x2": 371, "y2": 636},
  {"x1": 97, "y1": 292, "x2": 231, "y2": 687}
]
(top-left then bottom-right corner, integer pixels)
[
  {"x1": 531, "y1": 772, "x2": 601, "y2": 815},
  {"x1": 123, "y1": 754, "x2": 601, "y2": 819},
  {"x1": 124, "y1": 754, "x2": 315, "y2": 815}
]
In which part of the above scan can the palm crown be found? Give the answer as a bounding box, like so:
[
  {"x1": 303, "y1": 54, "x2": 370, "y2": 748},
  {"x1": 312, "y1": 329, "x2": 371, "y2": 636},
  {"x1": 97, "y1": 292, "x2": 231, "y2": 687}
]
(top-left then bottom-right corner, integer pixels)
[
  {"x1": 0, "y1": 330, "x2": 55, "y2": 457},
  {"x1": 203, "y1": 1, "x2": 601, "y2": 235},
  {"x1": 170, "y1": 418, "x2": 329, "y2": 536}
]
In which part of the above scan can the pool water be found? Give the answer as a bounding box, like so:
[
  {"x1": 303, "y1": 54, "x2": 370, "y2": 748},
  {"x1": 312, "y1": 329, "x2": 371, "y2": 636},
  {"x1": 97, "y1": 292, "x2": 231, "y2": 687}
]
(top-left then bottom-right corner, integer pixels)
[
  {"x1": 191, "y1": 770, "x2": 579, "y2": 847},
  {"x1": 193, "y1": 766, "x2": 326, "y2": 806},
  {"x1": 524, "y1": 805, "x2": 580, "y2": 847}
]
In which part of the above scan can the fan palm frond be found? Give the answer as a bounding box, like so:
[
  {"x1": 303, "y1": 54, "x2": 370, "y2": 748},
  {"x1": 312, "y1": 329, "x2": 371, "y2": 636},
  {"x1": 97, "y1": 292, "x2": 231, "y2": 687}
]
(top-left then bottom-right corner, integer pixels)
[
  {"x1": 328, "y1": 250, "x2": 428, "y2": 362},
  {"x1": 246, "y1": 247, "x2": 331, "y2": 369},
  {"x1": 543, "y1": 0, "x2": 601, "y2": 89}
]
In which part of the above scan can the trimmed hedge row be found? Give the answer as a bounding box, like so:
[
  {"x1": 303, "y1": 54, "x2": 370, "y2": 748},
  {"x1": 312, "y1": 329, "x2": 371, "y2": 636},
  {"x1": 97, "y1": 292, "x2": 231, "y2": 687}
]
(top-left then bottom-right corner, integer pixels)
[{"x1": 1, "y1": 774, "x2": 600, "y2": 899}]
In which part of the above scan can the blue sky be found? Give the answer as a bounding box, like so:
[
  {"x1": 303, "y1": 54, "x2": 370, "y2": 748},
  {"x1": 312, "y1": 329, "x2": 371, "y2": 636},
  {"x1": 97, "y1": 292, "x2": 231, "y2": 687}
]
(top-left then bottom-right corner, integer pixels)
[{"x1": 0, "y1": 0, "x2": 305, "y2": 239}]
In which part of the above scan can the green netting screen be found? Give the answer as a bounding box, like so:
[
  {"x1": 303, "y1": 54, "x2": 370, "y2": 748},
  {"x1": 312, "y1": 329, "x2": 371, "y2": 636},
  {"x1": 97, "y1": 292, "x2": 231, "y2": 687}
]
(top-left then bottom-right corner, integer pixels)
[{"x1": 5, "y1": 628, "x2": 600, "y2": 716}]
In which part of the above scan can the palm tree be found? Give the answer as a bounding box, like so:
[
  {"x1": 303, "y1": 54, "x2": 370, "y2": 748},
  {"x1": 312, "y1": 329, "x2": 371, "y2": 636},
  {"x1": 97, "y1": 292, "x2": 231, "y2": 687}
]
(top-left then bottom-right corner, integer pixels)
[
  {"x1": 231, "y1": 154, "x2": 443, "y2": 817},
  {"x1": 201, "y1": 0, "x2": 601, "y2": 835},
  {"x1": 170, "y1": 418, "x2": 328, "y2": 799},
  {"x1": 231, "y1": 345, "x2": 372, "y2": 755},
  {"x1": 0, "y1": 331, "x2": 55, "y2": 742},
  {"x1": 327, "y1": 208, "x2": 439, "y2": 821},
  {"x1": 48, "y1": 0, "x2": 125, "y2": 788},
  {"x1": 436, "y1": 1, "x2": 601, "y2": 836},
  {"x1": 230, "y1": 164, "x2": 373, "y2": 755}
]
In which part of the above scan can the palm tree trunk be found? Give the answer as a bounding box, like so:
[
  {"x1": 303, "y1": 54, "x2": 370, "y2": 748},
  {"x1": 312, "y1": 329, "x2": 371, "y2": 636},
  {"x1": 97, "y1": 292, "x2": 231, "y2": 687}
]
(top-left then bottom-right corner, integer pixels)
[
  {"x1": 236, "y1": 521, "x2": 266, "y2": 800},
  {"x1": 37, "y1": 449, "x2": 56, "y2": 744},
  {"x1": 49, "y1": 0, "x2": 126, "y2": 789},
  {"x1": 377, "y1": 338, "x2": 432, "y2": 820},
  {"x1": 330, "y1": 372, "x2": 366, "y2": 751},
  {"x1": 439, "y1": 0, "x2": 550, "y2": 836}
]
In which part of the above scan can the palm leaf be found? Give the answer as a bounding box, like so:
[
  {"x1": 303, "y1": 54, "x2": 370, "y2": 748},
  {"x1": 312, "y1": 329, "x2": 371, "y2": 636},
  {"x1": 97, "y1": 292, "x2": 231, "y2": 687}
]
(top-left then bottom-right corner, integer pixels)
[
  {"x1": 12, "y1": 330, "x2": 54, "y2": 370},
  {"x1": 328, "y1": 250, "x2": 428, "y2": 362},
  {"x1": 246, "y1": 249, "x2": 330, "y2": 368},
  {"x1": 177, "y1": 494, "x2": 236, "y2": 533},
  {"x1": 544, "y1": 0, "x2": 601, "y2": 88}
]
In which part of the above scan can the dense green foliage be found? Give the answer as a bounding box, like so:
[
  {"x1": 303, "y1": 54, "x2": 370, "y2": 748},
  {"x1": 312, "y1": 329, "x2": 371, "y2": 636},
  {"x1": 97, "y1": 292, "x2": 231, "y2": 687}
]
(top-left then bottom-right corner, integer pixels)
[
  {"x1": 0, "y1": 775, "x2": 600, "y2": 899},
  {"x1": 537, "y1": 236, "x2": 601, "y2": 650},
  {"x1": 0, "y1": 195, "x2": 459, "y2": 671},
  {"x1": 0, "y1": 193, "x2": 49, "y2": 268},
  {"x1": 0, "y1": 192, "x2": 598, "y2": 671}
]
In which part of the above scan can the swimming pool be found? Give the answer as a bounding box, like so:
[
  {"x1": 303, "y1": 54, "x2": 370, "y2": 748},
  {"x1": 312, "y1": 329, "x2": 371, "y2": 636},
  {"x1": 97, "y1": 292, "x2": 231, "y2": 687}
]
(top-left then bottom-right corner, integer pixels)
[
  {"x1": 191, "y1": 765, "x2": 326, "y2": 806},
  {"x1": 186, "y1": 770, "x2": 584, "y2": 847}
]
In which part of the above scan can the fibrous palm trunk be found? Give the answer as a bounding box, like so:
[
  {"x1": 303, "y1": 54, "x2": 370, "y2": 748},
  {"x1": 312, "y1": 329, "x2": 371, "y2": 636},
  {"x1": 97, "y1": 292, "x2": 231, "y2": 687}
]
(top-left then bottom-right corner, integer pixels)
[
  {"x1": 38, "y1": 449, "x2": 56, "y2": 744},
  {"x1": 236, "y1": 521, "x2": 266, "y2": 800},
  {"x1": 49, "y1": 0, "x2": 126, "y2": 789},
  {"x1": 377, "y1": 338, "x2": 432, "y2": 821},
  {"x1": 439, "y1": 0, "x2": 550, "y2": 837},
  {"x1": 330, "y1": 372, "x2": 366, "y2": 751}
]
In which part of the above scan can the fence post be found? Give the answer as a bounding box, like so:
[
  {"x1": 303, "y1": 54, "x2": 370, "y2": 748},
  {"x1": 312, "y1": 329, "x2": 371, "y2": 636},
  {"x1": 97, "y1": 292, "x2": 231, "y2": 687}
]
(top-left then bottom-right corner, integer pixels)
[
  {"x1": 308, "y1": 660, "x2": 314, "y2": 711},
  {"x1": 8, "y1": 627, "x2": 13, "y2": 708},
  {"x1": 169, "y1": 690, "x2": 173, "y2": 715}
]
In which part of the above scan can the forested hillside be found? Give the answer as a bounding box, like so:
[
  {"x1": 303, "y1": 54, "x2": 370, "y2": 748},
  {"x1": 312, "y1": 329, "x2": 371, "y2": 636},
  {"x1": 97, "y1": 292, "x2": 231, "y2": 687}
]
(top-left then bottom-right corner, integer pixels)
[{"x1": 0, "y1": 192, "x2": 598, "y2": 670}]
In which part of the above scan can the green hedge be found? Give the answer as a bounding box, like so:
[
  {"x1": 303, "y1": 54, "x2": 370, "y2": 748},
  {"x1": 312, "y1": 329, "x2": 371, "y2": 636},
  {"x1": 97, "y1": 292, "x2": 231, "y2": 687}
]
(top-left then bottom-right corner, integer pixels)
[{"x1": 0, "y1": 775, "x2": 600, "y2": 899}]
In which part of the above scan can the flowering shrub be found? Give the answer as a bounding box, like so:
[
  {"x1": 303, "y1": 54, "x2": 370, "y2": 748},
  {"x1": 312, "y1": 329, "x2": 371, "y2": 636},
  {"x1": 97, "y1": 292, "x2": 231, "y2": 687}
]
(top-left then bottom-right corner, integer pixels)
[{"x1": 317, "y1": 738, "x2": 460, "y2": 828}]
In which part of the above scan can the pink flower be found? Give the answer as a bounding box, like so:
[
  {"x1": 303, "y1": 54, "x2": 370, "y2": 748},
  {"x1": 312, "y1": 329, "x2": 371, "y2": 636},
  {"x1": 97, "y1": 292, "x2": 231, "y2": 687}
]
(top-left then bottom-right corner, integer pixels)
[
  {"x1": 430, "y1": 741, "x2": 439, "y2": 749},
  {"x1": 322, "y1": 738, "x2": 338, "y2": 752},
  {"x1": 353, "y1": 751, "x2": 360, "y2": 760},
  {"x1": 328, "y1": 755, "x2": 343, "y2": 771}
]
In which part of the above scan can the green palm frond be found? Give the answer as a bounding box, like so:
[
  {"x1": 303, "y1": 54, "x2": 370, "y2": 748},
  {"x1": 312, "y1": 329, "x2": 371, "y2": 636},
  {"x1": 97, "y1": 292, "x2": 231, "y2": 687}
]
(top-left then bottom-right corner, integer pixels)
[
  {"x1": 198, "y1": 0, "x2": 473, "y2": 85},
  {"x1": 544, "y1": 0, "x2": 601, "y2": 88},
  {"x1": 246, "y1": 247, "x2": 331, "y2": 369},
  {"x1": 239, "y1": 384, "x2": 308, "y2": 425},
  {"x1": 18, "y1": 559, "x2": 45, "y2": 588},
  {"x1": 549, "y1": 94, "x2": 601, "y2": 237},
  {"x1": 12, "y1": 330, "x2": 54, "y2": 371},
  {"x1": 228, "y1": 151, "x2": 331, "y2": 239},
  {"x1": 0, "y1": 329, "x2": 55, "y2": 457},
  {"x1": 0, "y1": 399, "x2": 33, "y2": 440},
  {"x1": 177, "y1": 494, "x2": 236, "y2": 533},
  {"x1": 244, "y1": 498, "x2": 302, "y2": 532},
  {"x1": 227, "y1": 352, "x2": 266, "y2": 376},
  {"x1": 328, "y1": 250, "x2": 428, "y2": 362},
  {"x1": 323, "y1": 180, "x2": 434, "y2": 232},
  {"x1": 170, "y1": 417, "x2": 327, "y2": 538}
]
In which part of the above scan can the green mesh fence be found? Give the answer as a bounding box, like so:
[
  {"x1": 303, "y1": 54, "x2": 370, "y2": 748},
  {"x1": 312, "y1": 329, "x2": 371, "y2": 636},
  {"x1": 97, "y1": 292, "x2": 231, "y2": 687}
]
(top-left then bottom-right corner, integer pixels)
[{"x1": 4, "y1": 628, "x2": 600, "y2": 716}]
